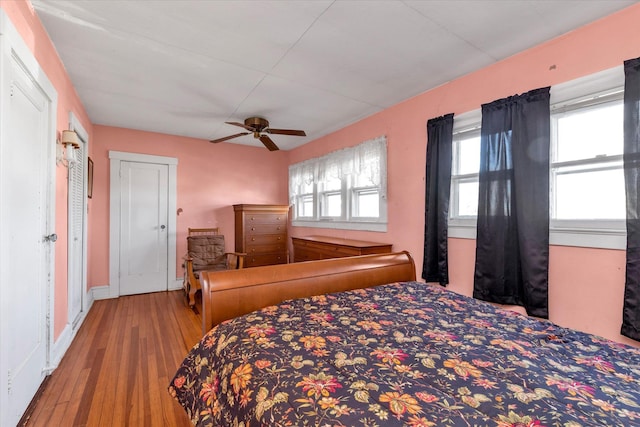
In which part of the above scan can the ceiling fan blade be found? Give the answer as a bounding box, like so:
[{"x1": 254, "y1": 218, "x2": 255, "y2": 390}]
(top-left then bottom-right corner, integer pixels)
[
  {"x1": 209, "y1": 132, "x2": 249, "y2": 143},
  {"x1": 259, "y1": 134, "x2": 279, "y2": 151},
  {"x1": 225, "y1": 121, "x2": 256, "y2": 132},
  {"x1": 266, "y1": 128, "x2": 306, "y2": 137}
]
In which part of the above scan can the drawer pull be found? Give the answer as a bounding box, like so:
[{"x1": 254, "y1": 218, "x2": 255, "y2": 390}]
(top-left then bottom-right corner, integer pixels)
[
  {"x1": 251, "y1": 237, "x2": 255, "y2": 241},
  {"x1": 277, "y1": 237, "x2": 281, "y2": 240},
  {"x1": 251, "y1": 227, "x2": 255, "y2": 231},
  {"x1": 277, "y1": 226, "x2": 281, "y2": 230}
]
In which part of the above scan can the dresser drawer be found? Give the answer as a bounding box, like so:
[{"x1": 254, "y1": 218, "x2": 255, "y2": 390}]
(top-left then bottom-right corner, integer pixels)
[
  {"x1": 245, "y1": 241, "x2": 286, "y2": 255},
  {"x1": 245, "y1": 223, "x2": 285, "y2": 235},
  {"x1": 244, "y1": 213, "x2": 287, "y2": 224},
  {"x1": 246, "y1": 233, "x2": 285, "y2": 246},
  {"x1": 318, "y1": 245, "x2": 360, "y2": 257},
  {"x1": 293, "y1": 247, "x2": 324, "y2": 262},
  {"x1": 246, "y1": 252, "x2": 288, "y2": 267}
]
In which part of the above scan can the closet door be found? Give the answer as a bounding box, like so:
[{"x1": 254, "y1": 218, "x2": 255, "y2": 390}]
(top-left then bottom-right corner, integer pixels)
[
  {"x1": 0, "y1": 14, "x2": 57, "y2": 425},
  {"x1": 118, "y1": 160, "x2": 169, "y2": 295},
  {"x1": 68, "y1": 141, "x2": 86, "y2": 326}
]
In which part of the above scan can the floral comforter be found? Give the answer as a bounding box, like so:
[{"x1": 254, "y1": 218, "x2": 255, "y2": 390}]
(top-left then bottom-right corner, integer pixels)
[{"x1": 169, "y1": 282, "x2": 640, "y2": 426}]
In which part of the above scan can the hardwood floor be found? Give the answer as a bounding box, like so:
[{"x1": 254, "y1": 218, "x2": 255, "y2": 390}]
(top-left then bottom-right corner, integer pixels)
[{"x1": 23, "y1": 291, "x2": 201, "y2": 426}]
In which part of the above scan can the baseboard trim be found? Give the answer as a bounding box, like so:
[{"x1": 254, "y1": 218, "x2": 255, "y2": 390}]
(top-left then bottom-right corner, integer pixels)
[
  {"x1": 169, "y1": 278, "x2": 183, "y2": 291},
  {"x1": 92, "y1": 285, "x2": 112, "y2": 300},
  {"x1": 49, "y1": 325, "x2": 72, "y2": 372},
  {"x1": 48, "y1": 292, "x2": 94, "y2": 372}
]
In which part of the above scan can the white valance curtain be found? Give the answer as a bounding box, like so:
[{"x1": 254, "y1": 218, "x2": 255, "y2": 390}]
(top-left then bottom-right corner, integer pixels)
[{"x1": 289, "y1": 136, "x2": 387, "y2": 203}]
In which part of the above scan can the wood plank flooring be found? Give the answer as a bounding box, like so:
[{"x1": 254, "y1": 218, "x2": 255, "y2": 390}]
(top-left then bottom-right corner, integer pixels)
[{"x1": 23, "y1": 291, "x2": 201, "y2": 426}]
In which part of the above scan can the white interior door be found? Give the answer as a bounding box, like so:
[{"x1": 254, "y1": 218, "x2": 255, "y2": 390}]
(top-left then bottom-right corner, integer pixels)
[
  {"x1": 67, "y1": 141, "x2": 85, "y2": 326},
  {"x1": 0, "y1": 16, "x2": 56, "y2": 425},
  {"x1": 119, "y1": 161, "x2": 169, "y2": 295}
]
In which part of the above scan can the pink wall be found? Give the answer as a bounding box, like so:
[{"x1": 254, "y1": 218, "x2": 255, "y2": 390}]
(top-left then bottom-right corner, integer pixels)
[
  {"x1": 1, "y1": 0, "x2": 92, "y2": 340},
  {"x1": 89, "y1": 126, "x2": 289, "y2": 288},
  {"x1": 288, "y1": 4, "x2": 640, "y2": 347}
]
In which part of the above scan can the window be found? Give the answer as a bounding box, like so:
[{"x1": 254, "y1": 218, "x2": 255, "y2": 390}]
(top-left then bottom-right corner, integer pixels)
[
  {"x1": 448, "y1": 66, "x2": 626, "y2": 249},
  {"x1": 290, "y1": 161, "x2": 315, "y2": 218},
  {"x1": 289, "y1": 136, "x2": 387, "y2": 231},
  {"x1": 551, "y1": 95, "x2": 624, "y2": 226},
  {"x1": 449, "y1": 108, "x2": 482, "y2": 229},
  {"x1": 450, "y1": 129, "x2": 480, "y2": 221}
]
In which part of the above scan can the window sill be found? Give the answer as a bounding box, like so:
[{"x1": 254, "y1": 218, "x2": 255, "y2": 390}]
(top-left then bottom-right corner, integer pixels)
[
  {"x1": 449, "y1": 223, "x2": 625, "y2": 250},
  {"x1": 292, "y1": 219, "x2": 387, "y2": 232}
]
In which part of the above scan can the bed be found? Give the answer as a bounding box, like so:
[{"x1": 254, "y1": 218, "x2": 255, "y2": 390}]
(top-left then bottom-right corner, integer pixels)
[{"x1": 169, "y1": 252, "x2": 640, "y2": 426}]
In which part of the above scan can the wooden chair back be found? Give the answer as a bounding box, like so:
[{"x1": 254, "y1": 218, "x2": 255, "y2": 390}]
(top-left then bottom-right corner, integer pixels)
[{"x1": 188, "y1": 227, "x2": 219, "y2": 236}]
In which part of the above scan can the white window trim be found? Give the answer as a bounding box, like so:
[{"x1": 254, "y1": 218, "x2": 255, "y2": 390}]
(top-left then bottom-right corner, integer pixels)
[{"x1": 448, "y1": 66, "x2": 626, "y2": 250}]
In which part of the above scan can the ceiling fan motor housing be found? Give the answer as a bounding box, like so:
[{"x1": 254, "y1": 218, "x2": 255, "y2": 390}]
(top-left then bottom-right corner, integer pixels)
[{"x1": 245, "y1": 117, "x2": 269, "y2": 133}]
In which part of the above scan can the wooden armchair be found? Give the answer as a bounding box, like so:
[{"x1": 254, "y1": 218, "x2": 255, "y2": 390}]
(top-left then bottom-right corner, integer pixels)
[{"x1": 183, "y1": 228, "x2": 245, "y2": 307}]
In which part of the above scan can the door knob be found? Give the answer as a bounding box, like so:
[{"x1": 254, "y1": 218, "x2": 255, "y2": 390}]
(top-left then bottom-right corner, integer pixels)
[
  {"x1": 45, "y1": 233, "x2": 57, "y2": 242},
  {"x1": 160, "y1": 225, "x2": 166, "y2": 230}
]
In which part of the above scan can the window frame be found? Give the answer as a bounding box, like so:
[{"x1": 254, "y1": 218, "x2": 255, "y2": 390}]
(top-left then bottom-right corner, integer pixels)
[
  {"x1": 450, "y1": 126, "x2": 481, "y2": 227},
  {"x1": 449, "y1": 109, "x2": 482, "y2": 232},
  {"x1": 448, "y1": 66, "x2": 626, "y2": 250},
  {"x1": 295, "y1": 193, "x2": 315, "y2": 218},
  {"x1": 351, "y1": 185, "x2": 381, "y2": 220},
  {"x1": 549, "y1": 93, "x2": 625, "y2": 229},
  {"x1": 319, "y1": 188, "x2": 344, "y2": 219},
  {"x1": 290, "y1": 137, "x2": 388, "y2": 232}
]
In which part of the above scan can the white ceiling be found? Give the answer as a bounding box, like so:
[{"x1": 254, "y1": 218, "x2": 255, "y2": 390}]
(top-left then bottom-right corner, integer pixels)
[{"x1": 32, "y1": 0, "x2": 636, "y2": 151}]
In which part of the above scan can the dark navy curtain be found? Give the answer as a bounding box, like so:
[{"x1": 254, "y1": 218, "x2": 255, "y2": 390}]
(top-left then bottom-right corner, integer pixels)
[
  {"x1": 473, "y1": 87, "x2": 550, "y2": 318},
  {"x1": 622, "y1": 56, "x2": 640, "y2": 341},
  {"x1": 423, "y1": 113, "x2": 454, "y2": 285}
]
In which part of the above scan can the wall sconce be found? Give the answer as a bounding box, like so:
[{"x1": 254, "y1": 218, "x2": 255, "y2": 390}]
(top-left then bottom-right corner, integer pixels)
[{"x1": 57, "y1": 129, "x2": 80, "y2": 167}]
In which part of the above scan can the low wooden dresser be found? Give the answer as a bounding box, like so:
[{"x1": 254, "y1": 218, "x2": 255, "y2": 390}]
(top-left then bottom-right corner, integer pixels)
[
  {"x1": 292, "y1": 235, "x2": 392, "y2": 262},
  {"x1": 234, "y1": 204, "x2": 289, "y2": 267}
]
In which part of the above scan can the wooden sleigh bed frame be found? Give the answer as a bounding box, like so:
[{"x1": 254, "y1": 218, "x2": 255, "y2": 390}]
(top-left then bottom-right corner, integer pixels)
[
  {"x1": 175, "y1": 250, "x2": 640, "y2": 426},
  {"x1": 199, "y1": 251, "x2": 416, "y2": 334}
]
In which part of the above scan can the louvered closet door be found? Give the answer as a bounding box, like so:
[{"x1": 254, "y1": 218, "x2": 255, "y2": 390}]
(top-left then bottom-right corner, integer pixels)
[{"x1": 68, "y1": 142, "x2": 85, "y2": 326}]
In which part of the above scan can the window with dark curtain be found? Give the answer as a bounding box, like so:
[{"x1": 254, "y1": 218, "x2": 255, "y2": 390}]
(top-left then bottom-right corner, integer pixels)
[
  {"x1": 423, "y1": 113, "x2": 454, "y2": 285},
  {"x1": 622, "y1": 56, "x2": 640, "y2": 342},
  {"x1": 473, "y1": 87, "x2": 550, "y2": 318}
]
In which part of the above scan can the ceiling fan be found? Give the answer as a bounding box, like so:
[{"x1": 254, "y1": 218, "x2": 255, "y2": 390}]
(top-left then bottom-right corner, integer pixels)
[{"x1": 209, "y1": 117, "x2": 306, "y2": 151}]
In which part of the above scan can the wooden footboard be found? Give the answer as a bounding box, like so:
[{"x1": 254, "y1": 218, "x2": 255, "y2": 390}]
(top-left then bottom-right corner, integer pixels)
[{"x1": 200, "y1": 251, "x2": 416, "y2": 334}]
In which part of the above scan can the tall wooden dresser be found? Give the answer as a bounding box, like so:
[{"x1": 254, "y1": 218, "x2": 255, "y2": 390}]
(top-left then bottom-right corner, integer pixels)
[{"x1": 234, "y1": 204, "x2": 289, "y2": 267}]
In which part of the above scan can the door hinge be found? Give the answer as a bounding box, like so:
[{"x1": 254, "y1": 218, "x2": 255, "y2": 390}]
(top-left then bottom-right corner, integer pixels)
[{"x1": 7, "y1": 369, "x2": 12, "y2": 395}]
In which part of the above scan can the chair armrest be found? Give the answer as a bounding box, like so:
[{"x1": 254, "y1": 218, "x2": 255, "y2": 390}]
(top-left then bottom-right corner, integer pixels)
[{"x1": 224, "y1": 252, "x2": 247, "y2": 269}]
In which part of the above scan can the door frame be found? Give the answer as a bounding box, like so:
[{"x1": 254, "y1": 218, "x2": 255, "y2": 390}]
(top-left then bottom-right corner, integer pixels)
[
  {"x1": 108, "y1": 151, "x2": 178, "y2": 298},
  {"x1": 66, "y1": 112, "x2": 89, "y2": 327},
  {"x1": 0, "y1": 9, "x2": 58, "y2": 425}
]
